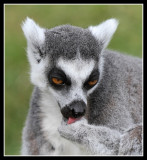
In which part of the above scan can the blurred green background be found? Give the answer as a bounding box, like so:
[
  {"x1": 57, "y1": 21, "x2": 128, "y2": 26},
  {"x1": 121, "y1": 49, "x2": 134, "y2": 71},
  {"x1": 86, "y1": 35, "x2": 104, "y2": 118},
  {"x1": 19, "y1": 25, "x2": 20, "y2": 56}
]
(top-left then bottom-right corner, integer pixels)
[{"x1": 5, "y1": 4, "x2": 142, "y2": 155}]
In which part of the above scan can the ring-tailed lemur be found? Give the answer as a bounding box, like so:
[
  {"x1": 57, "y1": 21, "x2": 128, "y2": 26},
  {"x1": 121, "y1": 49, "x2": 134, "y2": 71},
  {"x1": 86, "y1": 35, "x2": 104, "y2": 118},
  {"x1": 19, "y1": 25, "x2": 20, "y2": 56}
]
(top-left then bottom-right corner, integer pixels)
[{"x1": 21, "y1": 17, "x2": 142, "y2": 155}]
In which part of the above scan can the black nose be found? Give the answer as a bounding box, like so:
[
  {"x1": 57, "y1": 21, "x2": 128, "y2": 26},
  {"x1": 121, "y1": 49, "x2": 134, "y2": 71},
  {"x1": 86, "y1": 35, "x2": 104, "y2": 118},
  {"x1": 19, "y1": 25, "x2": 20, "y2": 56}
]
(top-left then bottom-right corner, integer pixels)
[{"x1": 61, "y1": 101, "x2": 86, "y2": 119}]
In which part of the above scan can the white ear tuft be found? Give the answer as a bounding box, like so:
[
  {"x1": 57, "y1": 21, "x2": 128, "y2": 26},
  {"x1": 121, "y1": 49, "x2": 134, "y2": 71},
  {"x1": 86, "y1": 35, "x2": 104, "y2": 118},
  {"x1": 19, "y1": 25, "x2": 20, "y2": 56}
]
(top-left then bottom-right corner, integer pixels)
[
  {"x1": 21, "y1": 17, "x2": 46, "y2": 64},
  {"x1": 21, "y1": 17, "x2": 45, "y2": 45},
  {"x1": 88, "y1": 18, "x2": 119, "y2": 50}
]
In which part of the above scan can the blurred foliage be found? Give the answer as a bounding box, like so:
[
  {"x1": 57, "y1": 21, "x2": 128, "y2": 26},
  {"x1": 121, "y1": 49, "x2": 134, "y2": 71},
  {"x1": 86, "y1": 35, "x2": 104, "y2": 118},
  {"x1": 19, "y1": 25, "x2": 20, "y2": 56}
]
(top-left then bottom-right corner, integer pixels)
[{"x1": 5, "y1": 4, "x2": 142, "y2": 155}]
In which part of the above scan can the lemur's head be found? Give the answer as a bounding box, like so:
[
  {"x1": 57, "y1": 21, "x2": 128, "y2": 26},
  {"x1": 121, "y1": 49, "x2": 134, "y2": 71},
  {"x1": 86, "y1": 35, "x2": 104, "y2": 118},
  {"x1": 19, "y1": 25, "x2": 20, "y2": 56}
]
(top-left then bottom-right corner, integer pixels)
[{"x1": 22, "y1": 17, "x2": 118, "y2": 123}]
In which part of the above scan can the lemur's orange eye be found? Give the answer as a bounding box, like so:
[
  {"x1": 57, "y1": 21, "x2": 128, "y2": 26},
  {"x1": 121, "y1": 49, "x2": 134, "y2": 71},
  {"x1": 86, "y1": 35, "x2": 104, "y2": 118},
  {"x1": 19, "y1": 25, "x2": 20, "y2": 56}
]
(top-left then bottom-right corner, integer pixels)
[
  {"x1": 88, "y1": 80, "x2": 98, "y2": 86},
  {"x1": 52, "y1": 78, "x2": 63, "y2": 85}
]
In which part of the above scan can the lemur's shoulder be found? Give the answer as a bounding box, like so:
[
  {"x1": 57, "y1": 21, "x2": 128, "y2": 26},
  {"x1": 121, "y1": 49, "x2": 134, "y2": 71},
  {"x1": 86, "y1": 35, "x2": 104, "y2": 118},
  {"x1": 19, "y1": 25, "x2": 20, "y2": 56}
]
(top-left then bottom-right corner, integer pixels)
[
  {"x1": 103, "y1": 49, "x2": 142, "y2": 68},
  {"x1": 87, "y1": 49, "x2": 142, "y2": 130}
]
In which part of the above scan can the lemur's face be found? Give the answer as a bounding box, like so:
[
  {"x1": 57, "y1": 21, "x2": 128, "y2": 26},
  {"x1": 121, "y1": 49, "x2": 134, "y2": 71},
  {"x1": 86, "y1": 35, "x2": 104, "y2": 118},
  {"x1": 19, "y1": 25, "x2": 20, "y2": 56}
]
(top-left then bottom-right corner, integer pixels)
[
  {"x1": 22, "y1": 17, "x2": 118, "y2": 122},
  {"x1": 48, "y1": 56, "x2": 100, "y2": 120}
]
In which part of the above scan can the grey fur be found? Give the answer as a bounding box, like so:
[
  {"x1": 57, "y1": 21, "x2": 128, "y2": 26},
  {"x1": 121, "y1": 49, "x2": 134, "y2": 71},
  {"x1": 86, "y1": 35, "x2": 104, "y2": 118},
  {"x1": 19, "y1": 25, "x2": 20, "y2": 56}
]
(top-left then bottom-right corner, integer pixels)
[
  {"x1": 21, "y1": 18, "x2": 142, "y2": 155},
  {"x1": 58, "y1": 50, "x2": 142, "y2": 155},
  {"x1": 44, "y1": 25, "x2": 100, "y2": 61},
  {"x1": 21, "y1": 88, "x2": 57, "y2": 154}
]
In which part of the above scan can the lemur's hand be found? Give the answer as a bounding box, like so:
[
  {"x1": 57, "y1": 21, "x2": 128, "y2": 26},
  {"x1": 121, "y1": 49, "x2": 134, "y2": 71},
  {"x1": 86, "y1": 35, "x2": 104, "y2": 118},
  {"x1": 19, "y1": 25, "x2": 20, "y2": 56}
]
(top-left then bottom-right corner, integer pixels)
[
  {"x1": 58, "y1": 119, "x2": 142, "y2": 155},
  {"x1": 58, "y1": 117, "x2": 121, "y2": 155},
  {"x1": 58, "y1": 117, "x2": 88, "y2": 143}
]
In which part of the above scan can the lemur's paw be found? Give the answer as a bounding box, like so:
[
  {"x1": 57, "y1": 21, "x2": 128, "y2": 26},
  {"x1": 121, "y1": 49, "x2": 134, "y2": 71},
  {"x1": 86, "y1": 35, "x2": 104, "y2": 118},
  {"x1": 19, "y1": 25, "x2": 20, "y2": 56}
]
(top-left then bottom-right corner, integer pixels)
[{"x1": 58, "y1": 117, "x2": 88, "y2": 143}]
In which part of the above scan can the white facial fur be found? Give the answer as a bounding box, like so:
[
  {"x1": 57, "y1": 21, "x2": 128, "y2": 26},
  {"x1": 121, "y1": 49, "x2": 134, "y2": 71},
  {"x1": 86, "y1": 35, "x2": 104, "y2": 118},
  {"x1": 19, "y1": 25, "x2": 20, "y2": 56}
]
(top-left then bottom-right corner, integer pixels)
[
  {"x1": 22, "y1": 17, "x2": 49, "y2": 89},
  {"x1": 48, "y1": 55, "x2": 96, "y2": 108}
]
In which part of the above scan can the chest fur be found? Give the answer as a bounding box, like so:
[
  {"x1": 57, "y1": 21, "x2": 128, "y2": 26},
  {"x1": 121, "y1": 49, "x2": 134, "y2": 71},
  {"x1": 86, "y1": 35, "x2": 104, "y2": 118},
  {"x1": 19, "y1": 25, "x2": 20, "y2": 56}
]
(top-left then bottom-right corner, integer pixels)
[{"x1": 39, "y1": 92, "x2": 87, "y2": 155}]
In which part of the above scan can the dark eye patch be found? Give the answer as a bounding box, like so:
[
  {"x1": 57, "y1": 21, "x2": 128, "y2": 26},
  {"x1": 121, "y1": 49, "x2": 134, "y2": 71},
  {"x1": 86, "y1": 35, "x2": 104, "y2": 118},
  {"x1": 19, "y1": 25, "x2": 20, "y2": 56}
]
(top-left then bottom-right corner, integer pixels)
[
  {"x1": 84, "y1": 69, "x2": 99, "y2": 90},
  {"x1": 49, "y1": 68, "x2": 66, "y2": 80},
  {"x1": 48, "y1": 67, "x2": 71, "y2": 89}
]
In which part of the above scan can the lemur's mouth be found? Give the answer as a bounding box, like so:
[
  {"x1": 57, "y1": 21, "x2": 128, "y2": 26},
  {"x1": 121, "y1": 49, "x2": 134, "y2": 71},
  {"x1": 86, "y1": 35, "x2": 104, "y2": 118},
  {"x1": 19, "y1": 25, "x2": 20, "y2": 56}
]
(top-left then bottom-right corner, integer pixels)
[
  {"x1": 67, "y1": 117, "x2": 82, "y2": 124},
  {"x1": 62, "y1": 116, "x2": 83, "y2": 124}
]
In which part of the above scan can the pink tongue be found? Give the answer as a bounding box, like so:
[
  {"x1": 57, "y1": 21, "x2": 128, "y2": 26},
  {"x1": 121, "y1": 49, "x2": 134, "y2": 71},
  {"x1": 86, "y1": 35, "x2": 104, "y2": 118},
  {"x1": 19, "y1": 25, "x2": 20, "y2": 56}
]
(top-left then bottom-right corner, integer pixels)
[{"x1": 67, "y1": 117, "x2": 81, "y2": 124}]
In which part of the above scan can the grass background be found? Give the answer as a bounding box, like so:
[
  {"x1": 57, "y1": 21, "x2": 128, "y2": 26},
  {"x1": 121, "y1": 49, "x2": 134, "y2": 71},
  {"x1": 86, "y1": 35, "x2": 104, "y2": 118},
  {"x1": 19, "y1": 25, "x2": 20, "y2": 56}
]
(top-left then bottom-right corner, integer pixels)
[{"x1": 5, "y1": 4, "x2": 142, "y2": 155}]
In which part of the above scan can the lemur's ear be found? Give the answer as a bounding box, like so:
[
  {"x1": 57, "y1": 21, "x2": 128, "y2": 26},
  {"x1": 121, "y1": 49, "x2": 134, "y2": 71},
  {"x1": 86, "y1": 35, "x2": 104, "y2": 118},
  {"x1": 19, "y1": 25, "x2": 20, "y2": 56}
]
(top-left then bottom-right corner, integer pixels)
[
  {"x1": 21, "y1": 17, "x2": 45, "y2": 63},
  {"x1": 88, "y1": 18, "x2": 119, "y2": 51}
]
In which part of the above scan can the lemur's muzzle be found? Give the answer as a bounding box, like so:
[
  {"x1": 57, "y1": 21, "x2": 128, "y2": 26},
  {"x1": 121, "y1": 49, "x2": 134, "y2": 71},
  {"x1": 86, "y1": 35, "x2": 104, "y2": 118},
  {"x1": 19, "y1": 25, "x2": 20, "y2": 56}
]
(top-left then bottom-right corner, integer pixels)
[{"x1": 61, "y1": 100, "x2": 86, "y2": 120}]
